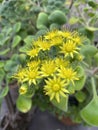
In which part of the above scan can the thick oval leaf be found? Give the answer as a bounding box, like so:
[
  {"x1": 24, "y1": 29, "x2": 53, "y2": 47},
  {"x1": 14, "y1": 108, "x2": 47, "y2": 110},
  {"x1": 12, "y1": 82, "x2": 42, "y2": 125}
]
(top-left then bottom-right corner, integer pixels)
[
  {"x1": 12, "y1": 35, "x2": 21, "y2": 48},
  {"x1": 0, "y1": 61, "x2": 5, "y2": 68},
  {"x1": 0, "y1": 33, "x2": 4, "y2": 45},
  {"x1": 69, "y1": 17, "x2": 79, "y2": 25},
  {"x1": 74, "y1": 75, "x2": 86, "y2": 90},
  {"x1": 4, "y1": 60, "x2": 18, "y2": 72},
  {"x1": 80, "y1": 97, "x2": 98, "y2": 126},
  {"x1": 24, "y1": 36, "x2": 35, "y2": 45},
  {"x1": 80, "y1": 45, "x2": 98, "y2": 57},
  {"x1": 76, "y1": 66, "x2": 85, "y2": 77},
  {"x1": 0, "y1": 48, "x2": 10, "y2": 55},
  {"x1": 0, "y1": 69, "x2": 5, "y2": 81},
  {"x1": 36, "y1": 12, "x2": 49, "y2": 29},
  {"x1": 16, "y1": 96, "x2": 32, "y2": 113},
  {"x1": 13, "y1": 22, "x2": 21, "y2": 32},
  {"x1": 51, "y1": 96, "x2": 68, "y2": 112},
  {"x1": 85, "y1": 26, "x2": 98, "y2": 31},
  {"x1": 75, "y1": 91, "x2": 86, "y2": 102},
  {"x1": 0, "y1": 86, "x2": 9, "y2": 98}
]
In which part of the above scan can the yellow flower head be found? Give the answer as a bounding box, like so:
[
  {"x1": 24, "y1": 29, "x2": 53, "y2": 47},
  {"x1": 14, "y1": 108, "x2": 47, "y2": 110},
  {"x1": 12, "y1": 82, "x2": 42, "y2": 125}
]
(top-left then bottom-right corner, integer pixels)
[
  {"x1": 26, "y1": 47, "x2": 40, "y2": 58},
  {"x1": 40, "y1": 60, "x2": 56, "y2": 77},
  {"x1": 27, "y1": 60, "x2": 40, "y2": 69},
  {"x1": 60, "y1": 40, "x2": 80, "y2": 58},
  {"x1": 61, "y1": 30, "x2": 72, "y2": 38},
  {"x1": 58, "y1": 67, "x2": 79, "y2": 85},
  {"x1": 55, "y1": 58, "x2": 70, "y2": 68},
  {"x1": 23, "y1": 68, "x2": 40, "y2": 85},
  {"x1": 44, "y1": 30, "x2": 60, "y2": 40},
  {"x1": 13, "y1": 67, "x2": 26, "y2": 83},
  {"x1": 34, "y1": 37, "x2": 51, "y2": 51},
  {"x1": 19, "y1": 84, "x2": 28, "y2": 95},
  {"x1": 44, "y1": 76, "x2": 69, "y2": 102},
  {"x1": 51, "y1": 36, "x2": 63, "y2": 46}
]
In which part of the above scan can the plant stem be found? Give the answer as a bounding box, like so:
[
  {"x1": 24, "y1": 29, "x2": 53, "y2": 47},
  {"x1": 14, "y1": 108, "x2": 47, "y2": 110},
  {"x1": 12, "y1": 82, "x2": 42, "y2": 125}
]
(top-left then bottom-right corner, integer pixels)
[
  {"x1": 91, "y1": 77, "x2": 97, "y2": 98},
  {"x1": 5, "y1": 91, "x2": 15, "y2": 115}
]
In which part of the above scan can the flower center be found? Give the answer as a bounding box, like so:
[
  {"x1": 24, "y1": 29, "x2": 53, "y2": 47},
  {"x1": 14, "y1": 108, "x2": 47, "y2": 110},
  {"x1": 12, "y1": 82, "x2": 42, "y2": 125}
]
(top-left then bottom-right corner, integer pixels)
[
  {"x1": 28, "y1": 72, "x2": 36, "y2": 79},
  {"x1": 66, "y1": 44, "x2": 75, "y2": 52},
  {"x1": 53, "y1": 84, "x2": 60, "y2": 92}
]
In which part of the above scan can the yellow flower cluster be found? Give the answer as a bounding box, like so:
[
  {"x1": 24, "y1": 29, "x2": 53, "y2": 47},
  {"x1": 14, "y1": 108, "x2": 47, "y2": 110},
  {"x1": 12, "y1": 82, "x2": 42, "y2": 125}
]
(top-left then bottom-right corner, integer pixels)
[{"x1": 14, "y1": 29, "x2": 84, "y2": 103}]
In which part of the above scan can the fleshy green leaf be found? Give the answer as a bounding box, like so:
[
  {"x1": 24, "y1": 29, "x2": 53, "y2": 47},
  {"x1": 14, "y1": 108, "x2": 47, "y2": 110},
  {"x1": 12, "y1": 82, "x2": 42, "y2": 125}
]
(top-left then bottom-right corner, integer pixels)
[
  {"x1": 76, "y1": 66, "x2": 85, "y2": 77},
  {"x1": 80, "y1": 96, "x2": 98, "y2": 126},
  {"x1": 75, "y1": 91, "x2": 86, "y2": 102},
  {"x1": 80, "y1": 45, "x2": 98, "y2": 57},
  {"x1": 13, "y1": 22, "x2": 21, "y2": 33},
  {"x1": 51, "y1": 96, "x2": 68, "y2": 112},
  {"x1": 16, "y1": 95, "x2": 32, "y2": 113},
  {"x1": 85, "y1": 26, "x2": 98, "y2": 31},
  {"x1": 69, "y1": 17, "x2": 79, "y2": 25},
  {"x1": 12, "y1": 35, "x2": 21, "y2": 48},
  {"x1": 74, "y1": 75, "x2": 86, "y2": 91},
  {"x1": 0, "y1": 61, "x2": 5, "y2": 68},
  {"x1": 24, "y1": 36, "x2": 35, "y2": 45},
  {"x1": 0, "y1": 69, "x2": 5, "y2": 81},
  {"x1": 0, "y1": 86, "x2": 9, "y2": 98},
  {"x1": 88, "y1": 0, "x2": 98, "y2": 8},
  {"x1": 0, "y1": 48, "x2": 10, "y2": 55}
]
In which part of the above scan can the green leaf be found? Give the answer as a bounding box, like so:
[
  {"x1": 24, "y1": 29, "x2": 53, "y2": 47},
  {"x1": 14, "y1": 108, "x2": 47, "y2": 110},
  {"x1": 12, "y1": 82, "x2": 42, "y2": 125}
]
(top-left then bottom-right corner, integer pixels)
[
  {"x1": 0, "y1": 86, "x2": 9, "y2": 98},
  {"x1": 36, "y1": 12, "x2": 49, "y2": 29},
  {"x1": 67, "y1": 85, "x2": 75, "y2": 94},
  {"x1": 74, "y1": 75, "x2": 86, "y2": 91},
  {"x1": 85, "y1": 26, "x2": 98, "y2": 31},
  {"x1": 24, "y1": 36, "x2": 35, "y2": 45},
  {"x1": 4, "y1": 60, "x2": 18, "y2": 72},
  {"x1": 0, "y1": 33, "x2": 4, "y2": 45},
  {"x1": 88, "y1": 1, "x2": 98, "y2": 8},
  {"x1": 16, "y1": 95, "x2": 32, "y2": 113},
  {"x1": 69, "y1": 17, "x2": 79, "y2": 25},
  {"x1": 51, "y1": 96, "x2": 68, "y2": 112},
  {"x1": 48, "y1": 10, "x2": 67, "y2": 25},
  {"x1": 75, "y1": 91, "x2": 86, "y2": 102},
  {"x1": 0, "y1": 61, "x2": 5, "y2": 68},
  {"x1": 0, "y1": 48, "x2": 10, "y2": 55},
  {"x1": 80, "y1": 96, "x2": 98, "y2": 126},
  {"x1": 13, "y1": 22, "x2": 21, "y2": 33},
  {"x1": 12, "y1": 35, "x2": 21, "y2": 48},
  {"x1": 80, "y1": 45, "x2": 98, "y2": 57},
  {"x1": 94, "y1": 53, "x2": 98, "y2": 64},
  {"x1": 0, "y1": 69, "x2": 5, "y2": 81},
  {"x1": 76, "y1": 66, "x2": 85, "y2": 77}
]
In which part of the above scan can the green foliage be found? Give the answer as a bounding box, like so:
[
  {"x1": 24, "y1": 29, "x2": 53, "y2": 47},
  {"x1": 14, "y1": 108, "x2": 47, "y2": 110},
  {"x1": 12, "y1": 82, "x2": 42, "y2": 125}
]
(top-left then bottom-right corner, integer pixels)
[
  {"x1": 36, "y1": 12, "x2": 49, "y2": 29},
  {"x1": 16, "y1": 95, "x2": 32, "y2": 113},
  {"x1": 52, "y1": 96, "x2": 68, "y2": 112},
  {"x1": 48, "y1": 10, "x2": 67, "y2": 25},
  {"x1": 0, "y1": 86, "x2": 9, "y2": 98},
  {"x1": 0, "y1": 0, "x2": 98, "y2": 127},
  {"x1": 81, "y1": 96, "x2": 98, "y2": 126}
]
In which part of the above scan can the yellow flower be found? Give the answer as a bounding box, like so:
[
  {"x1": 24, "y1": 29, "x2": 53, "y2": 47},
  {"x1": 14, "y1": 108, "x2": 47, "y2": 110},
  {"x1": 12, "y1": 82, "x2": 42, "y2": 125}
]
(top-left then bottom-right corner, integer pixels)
[
  {"x1": 60, "y1": 40, "x2": 79, "y2": 58},
  {"x1": 27, "y1": 60, "x2": 40, "y2": 69},
  {"x1": 51, "y1": 36, "x2": 63, "y2": 46},
  {"x1": 61, "y1": 30, "x2": 72, "y2": 38},
  {"x1": 34, "y1": 37, "x2": 51, "y2": 51},
  {"x1": 44, "y1": 30, "x2": 60, "y2": 40},
  {"x1": 23, "y1": 68, "x2": 40, "y2": 85},
  {"x1": 26, "y1": 47, "x2": 40, "y2": 58},
  {"x1": 19, "y1": 84, "x2": 28, "y2": 95},
  {"x1": 55, "y1": 58, "x2": 70, "y2": 68},
  {"x1": 13, "y1": 68, "x2": 26, "y2": 83},
  {"x1": 44, "y1": 76, "x2": 69, "y2": 102},
  {"x1": 40, "y1": 60, "x2": 56, "y2": 77},
  {"x1": 58, "y1": 67, "x2": 79, "y2": 85}
]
